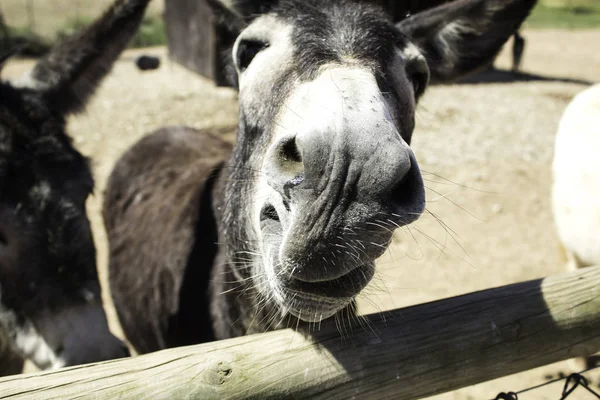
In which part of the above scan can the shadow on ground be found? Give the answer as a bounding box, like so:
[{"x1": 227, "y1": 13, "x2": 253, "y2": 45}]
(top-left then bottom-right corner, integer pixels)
[{"x1": 457, "y1": 67, "x2": 593, "y2": 86}]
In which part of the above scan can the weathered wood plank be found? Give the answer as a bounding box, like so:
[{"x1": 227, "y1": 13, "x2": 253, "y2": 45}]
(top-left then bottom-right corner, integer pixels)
[
  {"x1": 164, "y1": 0, "x2": 236, "y2": 86},
  {"x1": 1, "y1": 266, "x2": 599, "y2": 399},
  {"x1": 164, "y1": 0, "x2": 219, "y2": 83}
]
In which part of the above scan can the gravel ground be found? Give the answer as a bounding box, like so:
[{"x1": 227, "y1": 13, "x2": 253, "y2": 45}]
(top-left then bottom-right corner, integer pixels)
[{"x1": 3, "y1": 29, "x2": 600, "y2": 398}]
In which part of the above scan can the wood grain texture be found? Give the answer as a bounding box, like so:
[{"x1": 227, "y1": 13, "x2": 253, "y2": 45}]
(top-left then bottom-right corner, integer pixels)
[
  {"x1": 1, "y1": 266, "x2": 599, "y2": 400},
  {"x1": 165, "y1": 0, "x2": 216, "y2": 81}
]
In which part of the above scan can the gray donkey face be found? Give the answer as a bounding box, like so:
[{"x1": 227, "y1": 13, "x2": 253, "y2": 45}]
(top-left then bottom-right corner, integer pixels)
[
  {"x1": 233, "y1": 3, "x2": 426, "y2": 322},
  {"x1": 215, "y1": 0, "x2": 536, "y2": 324},
  {"x1": 0, "y1": 0, "x2": 150, "y2": 370}
]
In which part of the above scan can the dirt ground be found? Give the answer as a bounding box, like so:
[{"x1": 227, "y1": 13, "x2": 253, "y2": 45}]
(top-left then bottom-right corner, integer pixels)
[{"x1": 3, "y1": 29, "x2": 600, "y2": 398}]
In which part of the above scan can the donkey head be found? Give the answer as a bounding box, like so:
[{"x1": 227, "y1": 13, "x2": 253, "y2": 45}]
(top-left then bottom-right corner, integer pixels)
[
  {"x1": 0, "y1": 0, "x2": 150, "y2": 369},
  {"x1": 212, "y1": 0, "x2": 535, "y2": 324}
]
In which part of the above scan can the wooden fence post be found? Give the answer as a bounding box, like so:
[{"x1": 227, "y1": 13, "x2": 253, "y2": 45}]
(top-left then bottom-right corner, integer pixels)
[{"x1": 164, "y1": 0, "x2": 231, "y2": 86}]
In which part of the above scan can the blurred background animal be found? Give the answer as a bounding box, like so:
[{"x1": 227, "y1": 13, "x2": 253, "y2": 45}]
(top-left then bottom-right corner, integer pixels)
[
  {"x1": 0, "y1": 0, "x2": 152, "y2": 374},
  {"x1": 552, "y1": 83, "x2": 600, "y2": 370}
]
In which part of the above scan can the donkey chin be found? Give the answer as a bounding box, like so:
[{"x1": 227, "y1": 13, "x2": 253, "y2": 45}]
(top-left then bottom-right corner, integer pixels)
[
  {"x1": 256, "y1": 157, "x2": 425, "y2": 322},
  {"x1": 258, "y1": 207, "x2": 414, "y2": 323}
]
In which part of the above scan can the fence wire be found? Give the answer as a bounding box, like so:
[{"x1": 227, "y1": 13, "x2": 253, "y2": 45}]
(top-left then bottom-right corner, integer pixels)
[{"x1": 493, "y1": 364, "x2": 600, "y2": 400}]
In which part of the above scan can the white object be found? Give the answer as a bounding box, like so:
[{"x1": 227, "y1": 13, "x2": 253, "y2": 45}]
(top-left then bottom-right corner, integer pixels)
[{"x1": 552, "y1": 84, "x2": 600, "y2": 269}]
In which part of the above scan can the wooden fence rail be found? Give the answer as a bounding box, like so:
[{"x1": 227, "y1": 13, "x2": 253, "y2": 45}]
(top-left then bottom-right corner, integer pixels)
[{"x1": 1, "y1": 266, "x2": 600, "y2": 399}]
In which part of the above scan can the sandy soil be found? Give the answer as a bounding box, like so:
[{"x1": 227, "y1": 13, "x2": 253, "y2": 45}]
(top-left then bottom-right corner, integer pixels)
[{"x1": 3, "y1": 29, "x2": 600, "y2": 398}]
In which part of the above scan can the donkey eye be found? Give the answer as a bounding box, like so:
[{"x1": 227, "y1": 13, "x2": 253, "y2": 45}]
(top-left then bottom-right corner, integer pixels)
[{"x1": 236, "y1": 40, "x2": 268, "y2": 72}]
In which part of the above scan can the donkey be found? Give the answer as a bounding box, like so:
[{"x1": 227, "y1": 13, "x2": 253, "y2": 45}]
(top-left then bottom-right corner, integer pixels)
[
  {"x1": 105, "y1": 0, "x2": 536, "y2": 354},
  {"x1": 0, "y1": 0, "x2": 151, "y2": 372}
]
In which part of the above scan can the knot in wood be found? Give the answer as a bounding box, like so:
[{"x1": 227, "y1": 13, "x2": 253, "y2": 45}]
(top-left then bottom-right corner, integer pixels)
[{"x1": 206, "y1": 361, "x2": 233, "y2": 386}]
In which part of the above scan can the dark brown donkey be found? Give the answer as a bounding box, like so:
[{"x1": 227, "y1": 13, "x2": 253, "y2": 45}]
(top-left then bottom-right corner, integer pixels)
[
  {"x1": 105, "y1": 0, "x2": 536, "y2": 354},
  {"x1": 0, "y1": 0, "x2": 152, "y2": 372}
]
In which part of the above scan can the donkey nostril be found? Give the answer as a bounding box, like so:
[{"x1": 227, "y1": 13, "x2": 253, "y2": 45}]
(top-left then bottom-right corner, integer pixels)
[
  {"x1": 266, "y1": 136, "x2": 304, "y2": 198},
  {"x1": 0, "y1": 231, "x2": 7, "y2": 246},
  {"x1": 390, "y1": 161, "x2": 425, "y2": 224},
  {"x1": 260, "y1": 204, "x2": 280, "y2": 222},
  {"x1": 280, "y1": 136, "x2": 302, "y2": 164}
]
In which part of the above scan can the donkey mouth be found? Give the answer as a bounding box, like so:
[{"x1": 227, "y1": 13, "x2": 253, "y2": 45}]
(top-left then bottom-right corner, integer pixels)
[
  {"x1": 260, "y1": 200, "x2": 376, "y2": 295},
  {"x1": 281, "y1": 267, "x2": 372, "y2": 323},
  {"x1": 260, "y1": 201, "x2": 375, "y2": 322},
  {"x1": 277, "y1": 267, "x2": 373, "y2": 323},
  {"x1": 284, "y1": 262, "x2": 375, "y2": 299}
]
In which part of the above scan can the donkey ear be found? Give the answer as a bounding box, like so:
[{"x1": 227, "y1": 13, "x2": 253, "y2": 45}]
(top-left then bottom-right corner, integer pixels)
[
  {"x1": 396, "y1": 0, "x2": 537, "y2": 83},
  {"x1": 206, "y1": 0, "x2": 278, "y2": 25},
  {"x1": 19, "y1": 0, "x2": 150, "y2": 114},
  {"x1": 205, "y1": 0, "x2": 246, "y2": 34}
]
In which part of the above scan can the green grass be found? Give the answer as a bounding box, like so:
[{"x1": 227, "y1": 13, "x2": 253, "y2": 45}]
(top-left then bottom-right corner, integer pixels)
[
  {"x1": 538, "y1": 0, "x2": 597, "y2": 6},
  {"x1": 56, "y1": 15, "x2": 166, "y2": 48},
  {"x1": 0, "y1": 16, "x2": 167, "y2": 57},
  {"x1": 1, "y1": 26, "x2": 51, "y2": 57},
  {"x1": 128, "y1": 16, "x2": 167, "y2": 48},
  {"x1": 0, "y1": 14, "x2": 166, "y2": 57},
  {"x1": 0, "y1": 0, "x2": 165, "y2": 39},
  {"x1": 526, "y1": 3, "x2": 600, "y2": 29}
]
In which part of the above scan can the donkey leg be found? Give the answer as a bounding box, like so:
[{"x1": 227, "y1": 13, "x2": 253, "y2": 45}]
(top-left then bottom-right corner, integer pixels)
[{"x1": 511, "y1": 32, "x2": 525, "y2": 72}]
